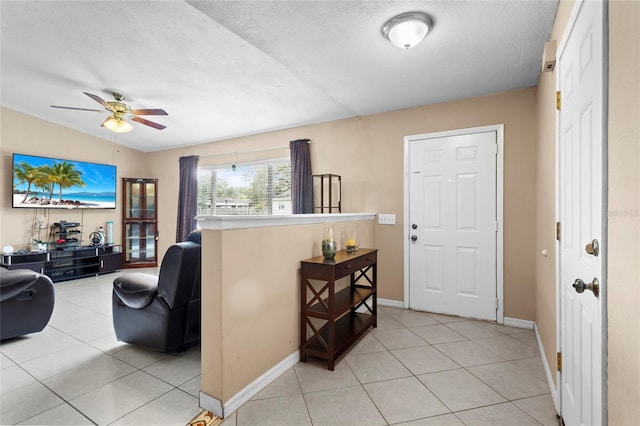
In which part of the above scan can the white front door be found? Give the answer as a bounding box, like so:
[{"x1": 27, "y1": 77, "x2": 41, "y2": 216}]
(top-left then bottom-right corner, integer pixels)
[
  {"x1": 558, "y1": 1, "x2": 605, "y2": 424},
  {"x1": 408, "y1": 127, "x2": 500, "y2": 321}
]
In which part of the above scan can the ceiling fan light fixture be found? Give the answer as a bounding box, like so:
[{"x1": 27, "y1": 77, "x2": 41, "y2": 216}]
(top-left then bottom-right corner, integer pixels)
[
  {"x1": 103, "y1": 116, "x2": 133, "y2": 133},
  {"x1": 382, "y1": 12, "x2": 433, "y2": 49}
]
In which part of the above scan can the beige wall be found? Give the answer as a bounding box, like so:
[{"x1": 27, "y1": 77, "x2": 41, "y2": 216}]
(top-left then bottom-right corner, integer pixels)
[
  {"x1": 0, "y1": 107, "x2": 148, "y2": 249},
  {"x1": 535, "y1": 1, "x2": 640, "y2": 422},
  {"x1": 149, "y1": 88, "x2": 538, "y2": 320},
  {"x1": 607, "y1": 1, "x2": 640, "y2": 424},
  {"x1": 201, "y1": 219, "x2": 375, "y2": 404},
  {"x1": 535, "y1": 0, "x2": 574, "y2": 388},
  {"x1": 2, "y1": 91, "x2": 538, "y2": 321}
]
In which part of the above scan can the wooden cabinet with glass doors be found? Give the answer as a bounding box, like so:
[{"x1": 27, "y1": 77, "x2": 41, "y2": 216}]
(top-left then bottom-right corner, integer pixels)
[{"x1": 122, "y1": 178, "x2": 158, "y2": 267}]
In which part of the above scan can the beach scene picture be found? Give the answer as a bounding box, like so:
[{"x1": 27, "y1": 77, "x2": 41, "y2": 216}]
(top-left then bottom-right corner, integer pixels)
[{"x1": 13, "y1": 154, "x2": 116, "y2": 209}]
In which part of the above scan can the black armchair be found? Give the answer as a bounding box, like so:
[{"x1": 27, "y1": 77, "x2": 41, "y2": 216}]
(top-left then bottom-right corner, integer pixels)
[
  {"x1": 1, "y1": 268, "x2": 55, "y2": 340},
  {"x1": 112, "y1": 232, "x2": 201, "y2": 352}
]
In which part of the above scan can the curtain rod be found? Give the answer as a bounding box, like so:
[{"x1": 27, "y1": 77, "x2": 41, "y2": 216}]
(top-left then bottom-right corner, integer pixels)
[{"x1": 199, "y1": 141, "x2": 310, "y2": 159}]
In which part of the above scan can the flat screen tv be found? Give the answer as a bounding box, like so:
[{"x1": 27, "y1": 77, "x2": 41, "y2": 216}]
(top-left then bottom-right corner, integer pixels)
[{"x1": 12, "y1": 153, "x2": 116, "y2": 209}]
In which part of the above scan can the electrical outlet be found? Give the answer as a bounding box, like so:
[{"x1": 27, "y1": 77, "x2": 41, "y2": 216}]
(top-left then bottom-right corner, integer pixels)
[{"x1": 378, "y1": 214, "x2": 396, "y2": 225}]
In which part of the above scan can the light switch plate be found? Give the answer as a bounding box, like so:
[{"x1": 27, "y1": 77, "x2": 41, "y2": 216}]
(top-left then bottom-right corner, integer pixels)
[{"x1": 378, "y1": 214, "x2": 396, "y2": 225}]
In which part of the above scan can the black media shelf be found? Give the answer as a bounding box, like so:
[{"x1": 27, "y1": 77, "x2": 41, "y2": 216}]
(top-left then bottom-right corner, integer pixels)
[{"x1": 1, "y1": 245, "x2": 123, "y2": 283}]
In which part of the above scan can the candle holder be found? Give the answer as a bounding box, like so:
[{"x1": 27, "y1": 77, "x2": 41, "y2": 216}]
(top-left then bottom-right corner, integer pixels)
[{"x1": 346, "y1": 222, "x2": 358, "y2": 253}]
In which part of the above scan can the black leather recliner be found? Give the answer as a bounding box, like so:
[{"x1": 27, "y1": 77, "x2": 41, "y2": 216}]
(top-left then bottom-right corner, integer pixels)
[
  {"x1": 112, "y1": 231, "x2": 201, "y2": 352},
  {"x1": 1, "y1": 268, "x2": 55, "y2": 340}
]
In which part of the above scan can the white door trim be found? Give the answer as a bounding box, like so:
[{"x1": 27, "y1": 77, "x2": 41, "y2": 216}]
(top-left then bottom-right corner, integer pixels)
[
  {"x1": 555, "y1": 0, "x2": 608, "y2": 422},
  {"x1": 403, "y1": 124, "x2": 504, "y2": 323}
]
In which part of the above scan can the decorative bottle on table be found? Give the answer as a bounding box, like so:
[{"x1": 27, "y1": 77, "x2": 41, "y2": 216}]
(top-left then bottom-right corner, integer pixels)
[
  {"x1": 98, "y1": 226, "x2": 105, "y2": 246},
  {"x1": 322, "y1": 225, "x2": 337, "y2": 259}
]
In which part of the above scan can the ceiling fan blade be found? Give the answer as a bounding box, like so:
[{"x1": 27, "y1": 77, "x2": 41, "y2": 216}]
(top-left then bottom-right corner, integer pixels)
[
  {"x1": 131, "y1": 116, "x2": 166, "y2": 130},
  {"x1": 130, "y1": 108, "x2": 168, "y2": 116},
  {"x1": 51, "y1": 105, "x2": 103, "y2": 112},
  {"x1": 83, "y1": 92, "x2": 113, "y2": 111}
]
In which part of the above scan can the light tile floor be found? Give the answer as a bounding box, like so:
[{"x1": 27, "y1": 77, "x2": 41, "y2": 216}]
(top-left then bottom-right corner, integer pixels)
[
  {"x1": 1, "y1": 270, "x2": 559, "y2": 425},
  {"x1": 1, "y1": 269, "x2": 202, "y2": 426}
]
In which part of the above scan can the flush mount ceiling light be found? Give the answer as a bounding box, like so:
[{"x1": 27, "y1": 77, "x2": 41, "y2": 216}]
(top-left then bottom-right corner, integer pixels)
[{"x1": 382, "y1": 12, "x2": 434, "y2": 49}]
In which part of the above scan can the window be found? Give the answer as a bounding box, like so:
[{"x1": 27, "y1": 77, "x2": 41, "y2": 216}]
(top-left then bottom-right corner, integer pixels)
[{"x1": 198, "y1": 159, "x2": 291, "y2": 216}]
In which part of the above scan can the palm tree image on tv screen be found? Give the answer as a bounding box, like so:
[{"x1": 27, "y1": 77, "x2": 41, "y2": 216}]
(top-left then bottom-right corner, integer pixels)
[{"x1": 12, "y1": 154, "x2": 117, "y2": 209}]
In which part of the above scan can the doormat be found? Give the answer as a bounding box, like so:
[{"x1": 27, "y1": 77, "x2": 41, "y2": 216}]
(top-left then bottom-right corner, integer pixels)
[{"x1": 187, "y1": 410, "x2": 223, "y2": 426}]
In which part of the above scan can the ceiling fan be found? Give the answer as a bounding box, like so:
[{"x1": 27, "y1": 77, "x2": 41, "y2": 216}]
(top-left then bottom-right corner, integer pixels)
[{"x1": 51, "y1": 92, "x2": 168, "y2": 133}]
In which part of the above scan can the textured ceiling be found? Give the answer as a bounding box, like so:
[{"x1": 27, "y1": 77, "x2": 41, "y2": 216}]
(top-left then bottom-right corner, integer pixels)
[{"x1": 0, "y1": 0, "x2": 558, "y2": 152}]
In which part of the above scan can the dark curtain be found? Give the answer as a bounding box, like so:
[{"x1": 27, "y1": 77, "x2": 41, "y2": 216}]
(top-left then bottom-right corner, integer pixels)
[
  {"x1": 290, "y1": 139, "x2": 313, "y2": 214},
  {"x1": 176, "y1": 155, "x2": 199, "y2": 242}
]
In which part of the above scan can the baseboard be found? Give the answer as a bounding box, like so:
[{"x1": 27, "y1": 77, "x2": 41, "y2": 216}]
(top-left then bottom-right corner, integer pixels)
[
  {"x1": 199, "y1": 391, "x2": 223, "y2": 418},
  {"x1": 200, "y1": 350, "x2": 300, "y2": 418},
  {"x1": 378, "y1": 298, "x2": 404, "y2": 309},
  {"x1": 534, "y1": 322, "x2": 560, "y2": 413},
  {"x1": 504, "y1": 317, "x2": 534, "y2": 329}
]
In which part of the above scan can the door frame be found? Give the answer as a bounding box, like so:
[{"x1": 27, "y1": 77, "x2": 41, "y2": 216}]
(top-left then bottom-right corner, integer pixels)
[
  {"x1": 555, "y1": 0, "x2": 609, "y2": 421},
  {"x1": 403, "y1": 124, "x2": 504, "y2": 323}
]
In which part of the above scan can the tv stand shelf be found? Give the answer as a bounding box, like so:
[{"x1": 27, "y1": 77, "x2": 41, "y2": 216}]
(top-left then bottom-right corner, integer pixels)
[
  {"x1": 300, "y1": 248, "x2": 377, "y2": 370},
  {"x1": 1, "y1": 245, "x2": 123, "y2": 283},
  {"x1": 52, "y1": 221, "x2": 82, "y2": 250}
]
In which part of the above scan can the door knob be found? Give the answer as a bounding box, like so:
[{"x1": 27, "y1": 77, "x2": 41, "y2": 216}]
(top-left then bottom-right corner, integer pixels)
[
  {"x1": 411, "y1": 224, "x2": 418, "y2": 230},
  {"x1": 411, "y1": 235, "x2": 418, "y2": 242},
  {"x1": 572, "y1": 277, "x2": 599, "y2": 298},
  {"x1": 585, "y1": 239, "x2": 599, "y2": 256}
]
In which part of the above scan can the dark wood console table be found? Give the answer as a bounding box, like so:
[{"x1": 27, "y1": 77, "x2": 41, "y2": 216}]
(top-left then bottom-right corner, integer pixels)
[{"x1": 300, "y1": 248, "x2": 377, "y2": 370}]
